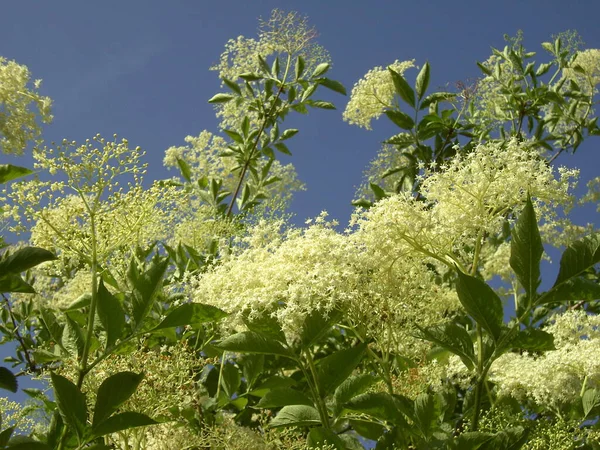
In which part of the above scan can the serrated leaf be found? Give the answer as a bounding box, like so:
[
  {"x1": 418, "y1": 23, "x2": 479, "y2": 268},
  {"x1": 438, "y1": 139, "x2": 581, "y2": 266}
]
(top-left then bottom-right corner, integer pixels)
[
  {"x1": 385, "y1": 110, "x2": 414, "y2": 130},
  {"x1": 295, "y1": 56, "x2": 305, "y2": 80},
  {"x1": 96, "y1": 280, "x2": 125, "y2": 350},
  {"x1": 538, "y1": 277, "x2": 600, "y2": 304},
  {"x1": 415, "y1": 323, "x2": 475, "y2": 370},
  {"x1": 0, "y1": 165, "x2": 33, "y2": 184},
  {"x1": 316, "y1": 78, "x2": 347, "y2": 95},
  {"x1": 152, "y1": 303, "x2": 227, "y2": 331},
  {"x1": 333, "y1": 374, "x2": 378, "y2": 416},
  {"x1": 345, "y1": 392, "x2": 414, "y2": 427},
  {"x1": 280, "y1": 129, "x2": 299, "y2": 140},
  {"x1": 91, "y1": 412, "x2": 157, "y2": 438},
  {"x1": 414, "y1": 393, "x2": 438, "y2": 435},
  {"x1": 0, "y1": 247, "x2": 56, "y2": 275},
  {"x1": 51, "y1": 373, "x2": 87, "y2": 440},
  {"x1": 389, "y1": 69, "x2": 415, "y2": 108},
  {"x1": 176, "y1": 158, "x2": 192, "y2": 182},
  {"x1": 315, "y1": 343, "x2": 367, "y2": 396},
  {"x1": 582, "y1": 388, "x2": 600, "y2": 418},
  {"x1": 510, "y1": 196, "x2": 543, "y2": 301},
  {"x1": 300, "y1": 309, "x2": 342, "y2": 349},
  {"x1": 0, "y1": 274, "x2": 35, "y2": 294},
  {"x1": 455, "y1": 271, "x2": 504, "y2": 341},
  {"x1": 306, "y1": 100, "x2": 336, "y2": 110},
  {"x1": 221, "y1": 363, "x2": 240, "y2": 398},
  {"x1": 249, "y1": 376, "x2": 297, "y2": 397},
  {"x1": 222, "y1": 77, "x2": 241, "y2": 96},
  {"x1": 242, "y1": 311, "x2": 286, "y2": 343},
  {"x1": 274, "y1": 142, "x2": 292, "y2": 155},
  {"x1": 239, "y1": 72, "x2": 263, "y2": 81},
  {"x1": 510, "y1": 329, "x2": 555, "y2": 352},
  {"x1": 419, "y1": 92, "x2": 456, "y2": 110},
  {"x1": 208, "y1": 93, "x2": 234, "y2": 103},
  {"x1": 415, "y1": 62, "x2": 430, "y2": 100},
  {"x1": 311, "y1": 63, "x2": 330, "y2": 78},
  {"x1": 93, "y1": 372, "x2": 144, "y2": 427},
  {"x1": 255, "y1": 387, "x2": 314, "y2": 409},
  {"x1": 129, "y1": 256, "x2": 169, "y2": 330},
  {"x1": 215, "y1": 331, "x2": 294, "y2": 359},
  {"x1": 0, "y1": 367, "x2": 17, "y2": 393},
  {"x1": 370, "y1": 183, "x2": 387, "y2": 201},
  {"x1": 269, "y1": 405, "x2": 321, "y2": 428},
  {"x1": 553, "y1": 233, "x2": 600, "y2": 288},
  {"x1": 61, "y1": 314, "x2": 84, "y2": 359},
  {"x1": 0, "y1": 426, "x2": 14, "y2": 447}
]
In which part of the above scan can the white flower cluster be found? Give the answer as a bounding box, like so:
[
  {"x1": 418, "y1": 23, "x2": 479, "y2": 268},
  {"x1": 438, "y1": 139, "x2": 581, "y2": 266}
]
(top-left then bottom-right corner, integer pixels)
[
  {"x1": 0, "y1": 57, "x2": 52, "y2": 154},
  {"x1": 490, "y1": 311, "x2": 600, "y2": 409},
  {"x1": 343, "y1": 60, "x2": 416, "y2": 129}
]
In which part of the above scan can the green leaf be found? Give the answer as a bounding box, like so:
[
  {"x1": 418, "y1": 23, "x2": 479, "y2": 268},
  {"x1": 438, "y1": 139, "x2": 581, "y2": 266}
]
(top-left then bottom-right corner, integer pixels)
[
  {"x1": 92, "y1": 372, "x2": 144, "y2": 427},
  {"x1": 255, "y1": 387, "x2": 314, "y2": 409},
  {"x1": 0, "y1": 274, "x2": 35, "y2": 294},
  {"x1": 415, "y1": 323, "x2": 475, "y2": 370},
  {"x1": 176, "y1": 158, "x2": 192, "y2": 182},
  {"x1": 221, "y1": 363, "x2": 240, "y2": 398},
  {"x1": 0, "y1": 367, "x2": 17, "y2": 393},
  {"x1": 349, "y1": 418, "x2": 385, "y2": 440},
  {"x1": 315, "y1": 343, "x2": 367, "y2": 396},
  {"x1": 455, "y1": 271, "x2": 504, "y2": 341},
  {"x1": 216, "y1": 331, "x2": 294, "y2": 359},
  {"x1": 280, "y1": 129, "x2": 299, "y2": 140},
  {"x1": 345, "y1": 392, "x2": 413, "y2": 427},
  {"x1": 582, "y1": 388, "x2": 600, "y2": 418},
  {"x1": 240, "y1": 354, "x2": 264, "y2": 391},
  {"x1": 0, "y1": 247, "x2": 56, "y2": 275},
  {"x1": 152, "y1": 303, "x2": 227, "y2": 331},
  {"x1": 553, "y1": 233, "x2": 600, "y2": 288},
  {"x1": 0, "y1": 426, "x2": 14, "y2": 447},
  {"x1": 128, "y1": 256, "x2": 169, "y2": 329},
  {"x1": 476, "y1": 62, "x2": 492, "y2": 76},
  {"x1": 370, "y1": 183, "x2": 387, "y2": 201},
  {"x1": 222, "y1": 77, "x2": 241, "y2": 96},
  {"x1": 91, "y1": 412, "x2": 157, "y2": 438},
  {"x1": 510, "y1": 196, "x2": 542, "y2": 301},
  {"x1": 333, "y1": 374, "x2": 378, "y2": 416},
  {"x1": 239, "y1": 72, "x2": 263, "y2": 81},
  {"x1": 242, "y1": 311, "x2": 286, "y2": 343},
  {"x1": 419, "y1": 92, "x2": 456, "y2": 110},
  {"x1": 510, "y1": 329, "x2": 555, "y2": 352},
  {"x1": 448, "y1": 431, "x2": 494, "y2": 449},
  {"x1": 307, "y1": 427, "x2": 345, "y2": 449},
  {"x1": 269, "y1": 405, "x2": 321, "y2": 428},
  {"x1": 306, "y1": 100, "x2": 336, "y2": 110},
  {"x1": 274, "y1": 142, "x2": 292, "y2": 155},
  {"x1": 51, "y1": 373, "x2": 87, "y2": 440},
  {"x1": 208, "y1": 93, "x2": 234, "y2": 103},
  {"x1": 311, "y1": 63, "x2": 330, "y2": 78},
  {"x1": 385, "y1": 110, "x2": 415, "y2": 130},
  {"x1": 414, "y1": 393, "x2": 438, "y2": 436},
  {"x1": 415, "y1": 62, "x2": 430, "y2": 100},
  {"x1": 389, "y1": 69, "x2": 415, "y2": 108},
  {"x1": 0, "y1": 165, "x2": 33, "y2": 184},
  {"x1": 249, "y1": 375, "x2": 296, "y2": 397},
  {"x1": 295, "y1": 56, "x2": 305, "y2": 80},
  {"x1": 61, "y1": 314, "x2": 84, "y2": 359},
  {"x1": 538, "y1": 277, "x2": 600, "y2": 304},
  {"x1": 316, "y1": 78, "x2": 347, "y2": 95},
  {"x1": 96, "y1": 280, "x2": 125, "y2": 350},
  {"x1": 300, "y1": 309, "x2": 341, "y2": 349}
]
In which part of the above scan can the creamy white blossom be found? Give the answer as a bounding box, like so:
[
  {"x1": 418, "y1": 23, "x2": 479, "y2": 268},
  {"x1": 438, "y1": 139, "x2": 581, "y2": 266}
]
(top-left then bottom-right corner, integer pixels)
[{"x1": 343, "y1": 60, "x2": 416, "y2": 129}]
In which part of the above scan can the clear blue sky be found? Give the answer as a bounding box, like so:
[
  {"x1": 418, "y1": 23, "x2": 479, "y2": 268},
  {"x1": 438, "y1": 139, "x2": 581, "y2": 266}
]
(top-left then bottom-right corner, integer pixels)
[{"x1": 1, "y1": 0, "x2": 599, "y2": 400}]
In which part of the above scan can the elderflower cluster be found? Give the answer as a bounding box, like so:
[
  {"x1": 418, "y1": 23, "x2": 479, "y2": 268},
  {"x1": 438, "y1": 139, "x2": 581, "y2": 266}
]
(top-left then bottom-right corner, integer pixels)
[
  {"x1": 489, "y1": 311, "x2": 600, "y2": 409},
  {"x1": 0, "y1": 57, "x2": 52, "y2": 154},
  {"x1": 343, "y1": 60, "x2": 416, "y2": 129},
  {"x1": 8, "y1": 135, "x2": 179, "y2": 276},
  {"x1": 356, "y1": 139, "x2": 577, "y2": 274},
  {"x1": 563, "y1": 48, "x2": 600, "y2": 92}
]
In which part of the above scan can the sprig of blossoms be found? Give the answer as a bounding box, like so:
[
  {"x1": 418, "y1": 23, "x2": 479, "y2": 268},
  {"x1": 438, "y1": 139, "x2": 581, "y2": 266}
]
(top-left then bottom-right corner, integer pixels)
[
  {"x1": 0, "y1": 57, "x2": 52, "y2": 154},
  {"x1": 343, "y1": 59, "x2": 416, "y2": 129}
]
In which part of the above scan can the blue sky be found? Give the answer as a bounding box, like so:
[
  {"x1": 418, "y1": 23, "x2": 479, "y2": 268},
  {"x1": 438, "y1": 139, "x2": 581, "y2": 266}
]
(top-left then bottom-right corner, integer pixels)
[{"x1": 1, "y1": 0, "x2": 599, "y2": 401}]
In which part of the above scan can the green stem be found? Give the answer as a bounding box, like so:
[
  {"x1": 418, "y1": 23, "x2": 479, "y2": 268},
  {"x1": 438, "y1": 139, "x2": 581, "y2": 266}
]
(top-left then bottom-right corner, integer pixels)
[
  {"x1": 215, "y1": 351, "x2": 227, "y2": 400},
  {"x1": 303, "y1": 349, "x2": 330, "y2": 429},
  {"x1": 226, "y1": 54, "x2": 292, "y2": 217}
]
